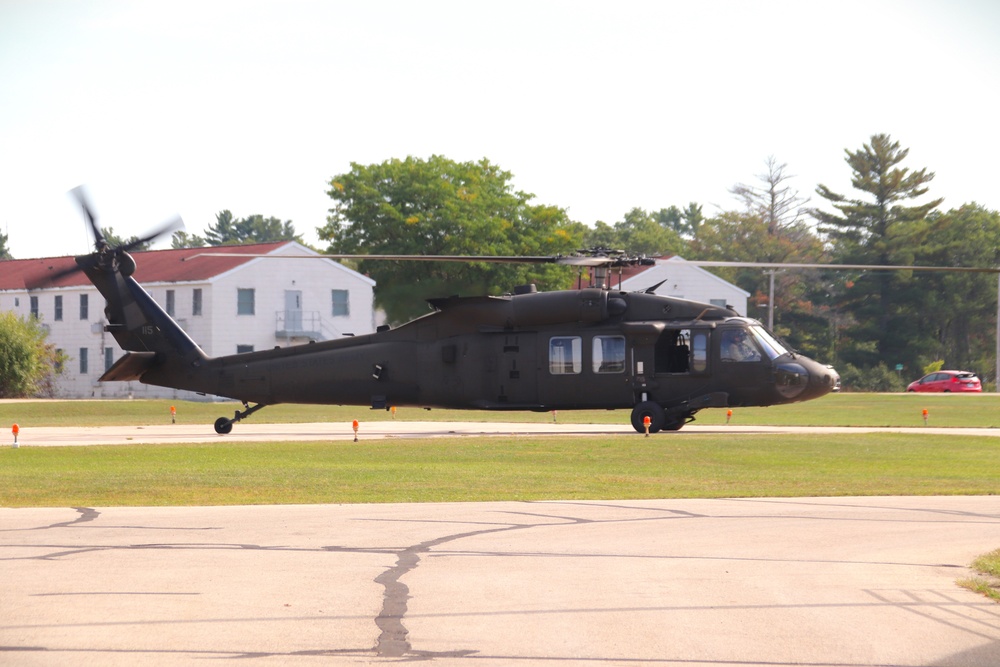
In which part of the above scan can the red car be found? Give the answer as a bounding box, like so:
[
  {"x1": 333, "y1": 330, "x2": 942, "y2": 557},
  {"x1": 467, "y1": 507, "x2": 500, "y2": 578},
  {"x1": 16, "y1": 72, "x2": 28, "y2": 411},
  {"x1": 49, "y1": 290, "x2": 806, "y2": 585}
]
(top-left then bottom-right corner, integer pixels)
[{"x1": 906, "y1": 370, "x2": 982, "y2": 393}]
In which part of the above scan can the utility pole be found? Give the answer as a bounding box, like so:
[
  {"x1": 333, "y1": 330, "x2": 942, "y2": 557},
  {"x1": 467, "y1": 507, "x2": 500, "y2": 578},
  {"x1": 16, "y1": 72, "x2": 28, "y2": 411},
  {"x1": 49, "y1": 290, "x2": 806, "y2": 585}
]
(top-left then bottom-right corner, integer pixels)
[{"x1": 763, "y1": 269, "x2": 782, "y2": 330}]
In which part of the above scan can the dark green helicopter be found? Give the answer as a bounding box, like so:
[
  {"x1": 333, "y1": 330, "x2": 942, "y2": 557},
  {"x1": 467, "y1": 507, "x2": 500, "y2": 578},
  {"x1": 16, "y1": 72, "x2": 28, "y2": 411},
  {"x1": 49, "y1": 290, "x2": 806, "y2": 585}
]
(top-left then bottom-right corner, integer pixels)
[{"x1": 65, "y1": 188, "x2": 841, "y2": 434}]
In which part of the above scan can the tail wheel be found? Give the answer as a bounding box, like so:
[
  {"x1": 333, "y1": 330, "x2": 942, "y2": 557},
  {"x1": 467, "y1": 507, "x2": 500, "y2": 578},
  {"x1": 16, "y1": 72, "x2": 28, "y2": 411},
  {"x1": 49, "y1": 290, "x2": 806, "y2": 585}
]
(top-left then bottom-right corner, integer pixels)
[{"x1": 631, "y1": 401, "x2": 665, "y2": 434}]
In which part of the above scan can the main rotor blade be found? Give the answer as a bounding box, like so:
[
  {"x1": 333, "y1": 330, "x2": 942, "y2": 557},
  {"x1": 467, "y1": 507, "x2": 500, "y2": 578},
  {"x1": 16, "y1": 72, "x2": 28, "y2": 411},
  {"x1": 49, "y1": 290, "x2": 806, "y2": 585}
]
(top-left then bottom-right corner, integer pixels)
[
  {"x1": 120, "y1": 215, "x2": 185, "y2": 252},
  {"x1": 185, "y1": 253, "x2": 621, "y2": 266},
  {"x1": 185, "y1": 253, "x2": 1000, "y2": 274},
  {"x1": 70, "y1": 185, "x2": 106, "y2": 250},
  {"x1": 680, "y1": 260, "x2": 1000, "y2": 274},
  {"x1": 28, "y1": 254, "x2": 100, "y2": 288}
]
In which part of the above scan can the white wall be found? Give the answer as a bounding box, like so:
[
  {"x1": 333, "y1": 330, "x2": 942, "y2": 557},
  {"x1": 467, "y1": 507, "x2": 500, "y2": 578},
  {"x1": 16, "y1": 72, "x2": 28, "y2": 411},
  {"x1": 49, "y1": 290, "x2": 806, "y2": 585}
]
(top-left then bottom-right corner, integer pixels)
[
  {"x1": 0, "y1": 243, "x2": 376, "y2": 398},
  {"x1": 619, "y1": 257, "x2": 750, "y2": 316},
  {"x1": 204, "y1": 244, "x2": 376, "y2": 357}
]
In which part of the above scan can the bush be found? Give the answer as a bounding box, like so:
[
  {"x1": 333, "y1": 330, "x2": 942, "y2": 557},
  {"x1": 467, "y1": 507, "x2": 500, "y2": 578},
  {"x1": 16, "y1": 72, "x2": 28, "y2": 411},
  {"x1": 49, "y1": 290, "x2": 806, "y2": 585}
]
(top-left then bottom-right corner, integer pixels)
[
  {"x1": 0, "y1": 312, "x2": 62, "y2": 397},
  {"x1": 838, "y1": 362, "x2": 906, "y2": 393}
]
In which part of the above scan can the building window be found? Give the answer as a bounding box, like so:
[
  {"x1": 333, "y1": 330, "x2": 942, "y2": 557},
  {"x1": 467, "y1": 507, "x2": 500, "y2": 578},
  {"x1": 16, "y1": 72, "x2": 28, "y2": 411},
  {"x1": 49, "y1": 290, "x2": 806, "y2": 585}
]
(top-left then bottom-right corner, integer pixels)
[
  {"x1": 236, "y1": 344, "x2": 254, "y2": 354},
  {"x1": 192, "y1": 288, "x2": 202, "y2": 316},
  {"x1": 105, "y1": 347, "x2": 114, "y2": 372},
  {"x1": 79, "y1": 348, "x2": 88, "y2": 374},
  {"x1": 54, "y1": 295, "x2": 63, "y2": 321},
  {"x1": 592, "y1": 335, "x2": 626, "y2": 373},
  {"x1": 80, "y1": 294, "x2": 89, "y2": 320},
  {"x1": 237, "y1": 288, "x2": 255, "y2": 315},
  {"x1": 166, "y1": 289, "x2": 175, "y2": 316},
  {"x1": 332, "y1": 289, "x2": 349, "y2": 316},
  {"x1": 549, "y1": 336, "x2": 582, "y2": 375},
  {"x1": 710, "y1": 299, "x2": 728, "y2": 309},
  {"x1": 55, "y1": 349, "x2": 64, "y2": 374},
  {"x1": 30, "y1": 296, "x2": 38, "y2": 319}
]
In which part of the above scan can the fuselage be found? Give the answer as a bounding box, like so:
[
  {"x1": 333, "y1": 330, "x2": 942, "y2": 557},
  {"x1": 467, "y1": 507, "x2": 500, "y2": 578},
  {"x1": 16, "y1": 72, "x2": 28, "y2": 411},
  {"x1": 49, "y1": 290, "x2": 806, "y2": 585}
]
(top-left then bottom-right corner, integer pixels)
[{"x1": 138, "y1": 287, "x2": 840, "y2": 415}]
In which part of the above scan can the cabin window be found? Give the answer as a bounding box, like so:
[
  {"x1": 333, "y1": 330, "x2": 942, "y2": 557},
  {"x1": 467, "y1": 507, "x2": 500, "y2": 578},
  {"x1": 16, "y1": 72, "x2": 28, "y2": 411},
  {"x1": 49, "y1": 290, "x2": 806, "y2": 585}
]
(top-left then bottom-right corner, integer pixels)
[
  {"x1": 692, "y1": 332, "x2": 708, "y2": 372},
  {"x1": 332, "y1": 289, "x2": 349, "y2": 316},
  {"x1": 54, "y1": 295, "x2": 63, "y2": 321},
  {"x1": 192, "y1": 288, "x2": 203, "y2": 316},
  {"x1": 655, "y1": 329, "x2": 692, "y2": 374},
  {"x1": 549, "y1": 336, "x2": 582, "y2": 375},
  {"x1": 593, "y1": 336, "x2": 626, "y2": 373},
  {"x1": 237, "y1": 288, "x2": 255, "y2": 315}
]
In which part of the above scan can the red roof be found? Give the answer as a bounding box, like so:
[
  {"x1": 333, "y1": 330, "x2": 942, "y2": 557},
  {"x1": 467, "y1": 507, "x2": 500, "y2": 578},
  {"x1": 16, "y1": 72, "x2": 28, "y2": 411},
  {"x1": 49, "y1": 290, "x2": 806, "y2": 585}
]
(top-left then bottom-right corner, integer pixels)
[{"x1": 0, "y1": 242, "x2": 291, "y2": 291}]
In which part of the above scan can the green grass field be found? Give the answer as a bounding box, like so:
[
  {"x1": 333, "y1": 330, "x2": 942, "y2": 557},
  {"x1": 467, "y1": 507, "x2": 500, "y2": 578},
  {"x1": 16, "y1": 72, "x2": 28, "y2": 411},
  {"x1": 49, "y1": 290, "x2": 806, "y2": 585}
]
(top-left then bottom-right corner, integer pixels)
[
  {"x1": 2, "y1": 432, "x2": 999, "y2": 507},
  {"x1": 1, "y1": 394, "x2": 999, "y2": 507}
]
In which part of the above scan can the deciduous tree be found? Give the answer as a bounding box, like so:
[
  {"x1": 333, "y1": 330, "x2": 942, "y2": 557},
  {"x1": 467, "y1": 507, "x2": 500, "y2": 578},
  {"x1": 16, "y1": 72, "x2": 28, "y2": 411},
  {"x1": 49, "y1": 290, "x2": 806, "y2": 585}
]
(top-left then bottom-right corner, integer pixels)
[
  {"x1": 912, "y1": 204, "x2": 1000, "y2": 378},
  {"x1": 582, "y1": 208, "x2": 685, "y2": 257},
  {"x1": 730, "y1": 156, "x2": 809, "y2": 234},
  {"x1": 319, "y1": 155, "x2": 583, "y2": 324},
  {"x1": 0, "y1": 312, "x2": 64, "y2": 397}
]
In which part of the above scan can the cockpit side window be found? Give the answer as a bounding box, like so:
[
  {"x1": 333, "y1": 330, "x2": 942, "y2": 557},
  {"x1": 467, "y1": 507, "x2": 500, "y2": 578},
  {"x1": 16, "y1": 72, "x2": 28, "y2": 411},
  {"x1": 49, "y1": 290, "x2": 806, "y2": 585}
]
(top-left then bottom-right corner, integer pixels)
[{"x1": 720, "y1": 329, "x2": 762, "y2": 362}]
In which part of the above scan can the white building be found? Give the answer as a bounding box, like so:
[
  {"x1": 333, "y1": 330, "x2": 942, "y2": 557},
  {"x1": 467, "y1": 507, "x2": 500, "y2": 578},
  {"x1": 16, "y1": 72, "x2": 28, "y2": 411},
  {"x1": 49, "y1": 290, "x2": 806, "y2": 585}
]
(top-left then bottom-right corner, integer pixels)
[
  {"x1": 0, "y1": 241, "x2": 376, "y2": 399},
  {"x1": 617, "y1": 256, "x2": 750, "y2": 316}
]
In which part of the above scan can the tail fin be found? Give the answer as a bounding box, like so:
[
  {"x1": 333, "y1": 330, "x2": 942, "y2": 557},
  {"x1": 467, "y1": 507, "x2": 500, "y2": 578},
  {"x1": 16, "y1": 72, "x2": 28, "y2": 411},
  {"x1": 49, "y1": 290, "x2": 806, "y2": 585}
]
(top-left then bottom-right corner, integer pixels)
[{"x1": 81, "y1": 253, "x2": 208, "y2": 364}]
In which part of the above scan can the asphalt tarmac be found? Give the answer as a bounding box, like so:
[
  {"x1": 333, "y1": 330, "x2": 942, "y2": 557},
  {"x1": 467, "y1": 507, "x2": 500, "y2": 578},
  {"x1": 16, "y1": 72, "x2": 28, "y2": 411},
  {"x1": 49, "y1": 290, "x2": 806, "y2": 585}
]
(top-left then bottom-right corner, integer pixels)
[
  {"x1": 8, "y1": 420, "x2": 1000, "y2": 446},
  {"x1": 3, "y1": 423, "x2": 1000, "y2": 665}
]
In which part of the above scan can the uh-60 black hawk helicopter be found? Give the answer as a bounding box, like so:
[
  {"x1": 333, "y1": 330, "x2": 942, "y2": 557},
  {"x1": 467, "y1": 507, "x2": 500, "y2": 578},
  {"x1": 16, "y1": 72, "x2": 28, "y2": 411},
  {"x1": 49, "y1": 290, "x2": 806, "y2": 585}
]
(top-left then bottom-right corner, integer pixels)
[{"x1": 63, "y1": 189, "x2": 841, "y2": 434}]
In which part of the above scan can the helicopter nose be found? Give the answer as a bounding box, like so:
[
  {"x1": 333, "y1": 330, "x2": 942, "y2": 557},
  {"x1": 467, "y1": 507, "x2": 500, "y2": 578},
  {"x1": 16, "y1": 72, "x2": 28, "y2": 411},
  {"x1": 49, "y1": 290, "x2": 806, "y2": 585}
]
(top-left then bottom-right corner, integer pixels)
[{"x1": 774, "y1": 358, "x2": 840, "y2": 401}]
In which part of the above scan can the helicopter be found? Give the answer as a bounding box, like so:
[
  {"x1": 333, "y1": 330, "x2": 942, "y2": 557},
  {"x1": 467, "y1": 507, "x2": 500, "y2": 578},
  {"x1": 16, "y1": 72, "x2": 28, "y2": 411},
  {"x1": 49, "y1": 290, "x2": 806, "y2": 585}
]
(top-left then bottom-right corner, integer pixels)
[{"x1": 62, "y1": 189, "x2": 842, "y2": 434}]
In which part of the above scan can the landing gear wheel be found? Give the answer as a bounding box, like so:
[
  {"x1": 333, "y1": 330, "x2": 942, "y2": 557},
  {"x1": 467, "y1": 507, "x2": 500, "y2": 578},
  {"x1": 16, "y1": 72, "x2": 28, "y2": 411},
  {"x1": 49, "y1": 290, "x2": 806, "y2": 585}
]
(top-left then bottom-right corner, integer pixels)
[
  {"x1": 214, "y1": 417, "x2": 234, "y2": 435},
  {"x1": 631, "y1": 401, "x2": 665, "y2": 434}
]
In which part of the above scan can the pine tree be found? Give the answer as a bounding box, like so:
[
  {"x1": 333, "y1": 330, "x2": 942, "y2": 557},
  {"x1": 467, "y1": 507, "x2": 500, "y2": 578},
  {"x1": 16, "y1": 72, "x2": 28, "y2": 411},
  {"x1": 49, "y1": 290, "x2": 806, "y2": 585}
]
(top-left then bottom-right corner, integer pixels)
[{"x1": 811, "y1": 133, "x2": 942, "y2": 369}]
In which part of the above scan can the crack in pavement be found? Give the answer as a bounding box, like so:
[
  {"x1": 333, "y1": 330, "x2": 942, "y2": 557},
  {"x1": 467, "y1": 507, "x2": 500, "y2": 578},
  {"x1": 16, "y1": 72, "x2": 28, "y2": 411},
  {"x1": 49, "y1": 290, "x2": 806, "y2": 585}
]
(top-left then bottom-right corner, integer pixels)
[{"x1": 368, "y1": 508, "x2": 600, "y2": 658}]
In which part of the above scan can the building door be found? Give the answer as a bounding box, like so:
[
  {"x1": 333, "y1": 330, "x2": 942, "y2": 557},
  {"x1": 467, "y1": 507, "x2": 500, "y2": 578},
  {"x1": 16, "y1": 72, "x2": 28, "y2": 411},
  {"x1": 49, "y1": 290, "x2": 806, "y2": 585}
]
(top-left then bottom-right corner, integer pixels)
[{"x1": 285, "y1": 290, "x2": 303, "y2": 331}]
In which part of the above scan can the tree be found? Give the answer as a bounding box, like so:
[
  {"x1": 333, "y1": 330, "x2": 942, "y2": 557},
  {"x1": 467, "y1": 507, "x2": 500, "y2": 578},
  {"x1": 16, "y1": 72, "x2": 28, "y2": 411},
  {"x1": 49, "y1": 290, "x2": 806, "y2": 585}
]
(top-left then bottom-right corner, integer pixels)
[
  {"x1": 102, "y1": 227, "x2": 151, "y2": 251},
  {"x1": 655, "y1": 203, "x2": 703, "y2": 238},
  {"x1": 689, "y1": 207, "x2": 828, "y2": 359},
  {"x1": 910, "y1": 204, "x2": 1000, "y2": 379},
  {"x1": 0, "y1": 312, "x2": 64, "y2": 397},
  {"x1": 203, "y1": 211, "x2": 302, "y2": 246},
  {"x1": 811, "y1": 133, "x2": 943, "y2": 369},
  {"x1": 582, "y1": 208, "x2": 685, "y2": 257},
  {"x1": 0, "y1": 230, "x2": 11, "y2": 260},
  {"x1": 730, "y1": 156, "x2": 809, "y2": 234},
  {"x1": 319, "y1": 155, "x2": 583, "y2": 324},
  {"x1": 170, "y1": 230, "x2": 206, "y2": 249}
]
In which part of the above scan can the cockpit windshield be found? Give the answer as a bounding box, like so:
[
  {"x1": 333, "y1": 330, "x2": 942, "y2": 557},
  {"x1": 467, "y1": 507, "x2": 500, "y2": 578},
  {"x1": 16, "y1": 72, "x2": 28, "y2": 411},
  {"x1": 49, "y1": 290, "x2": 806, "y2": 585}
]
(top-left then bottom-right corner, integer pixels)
[{"x1": 749, "y1": 325, "x2": 790, "y2": 360}]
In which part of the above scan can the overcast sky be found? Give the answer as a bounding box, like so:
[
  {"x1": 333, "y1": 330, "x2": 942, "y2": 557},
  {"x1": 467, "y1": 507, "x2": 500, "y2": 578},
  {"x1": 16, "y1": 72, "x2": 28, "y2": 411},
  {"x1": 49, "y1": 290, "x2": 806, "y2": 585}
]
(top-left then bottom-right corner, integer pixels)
[{"x1": 2, "y1": 0, "x2": 998, "y2": 259}]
